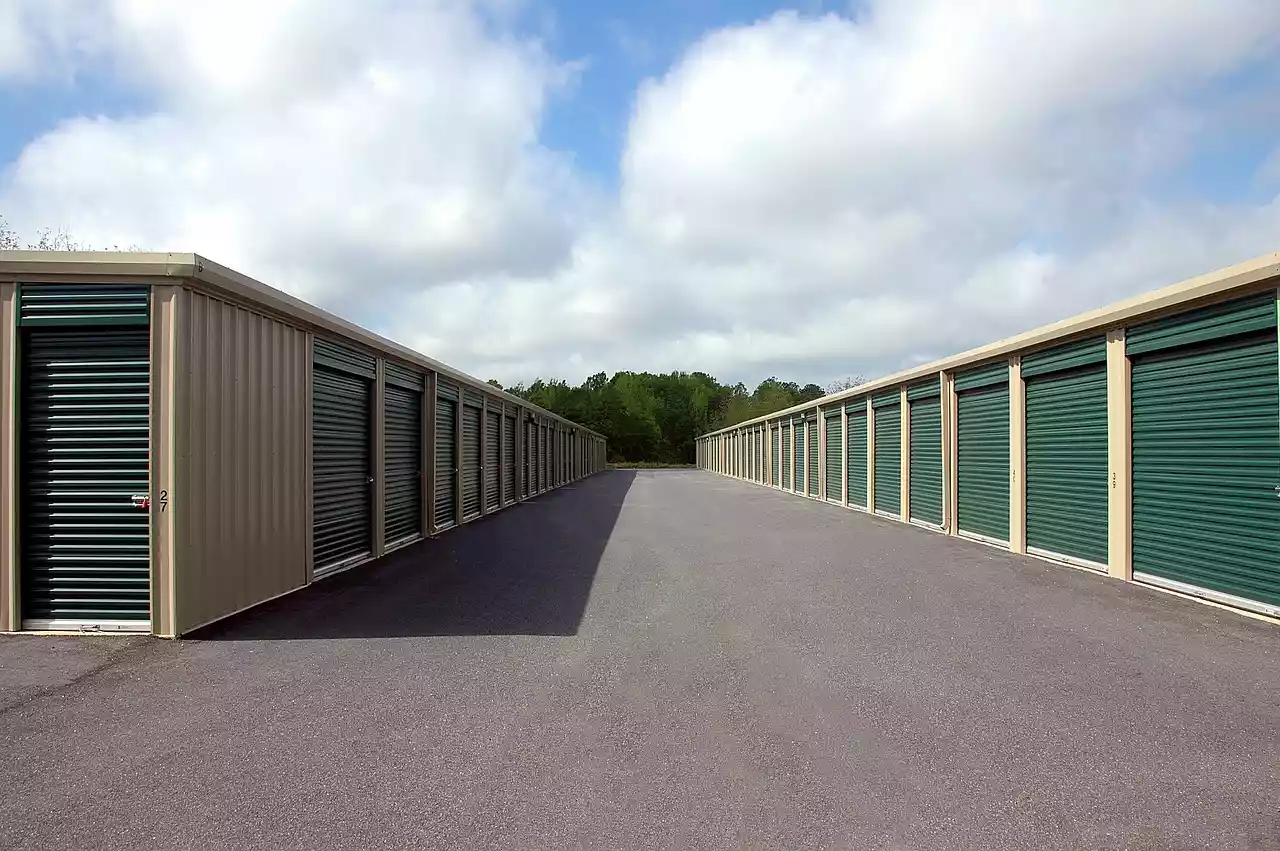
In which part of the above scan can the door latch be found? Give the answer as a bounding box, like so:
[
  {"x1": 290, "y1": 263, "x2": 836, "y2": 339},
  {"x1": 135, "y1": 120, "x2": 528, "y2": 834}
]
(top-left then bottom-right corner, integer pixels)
[{"x1": 131, "y1": 494, "x2": 150, "y2": 510}]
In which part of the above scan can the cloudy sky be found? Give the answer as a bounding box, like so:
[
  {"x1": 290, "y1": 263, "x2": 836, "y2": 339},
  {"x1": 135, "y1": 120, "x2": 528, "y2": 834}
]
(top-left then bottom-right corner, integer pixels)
[{"x1": 2, "y1": 0, "x2": 1279, "y2": 388}]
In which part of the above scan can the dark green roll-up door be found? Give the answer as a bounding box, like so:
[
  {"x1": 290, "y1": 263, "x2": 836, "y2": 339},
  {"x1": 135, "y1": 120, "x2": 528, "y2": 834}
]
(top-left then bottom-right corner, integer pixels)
[
  {"x1": 873, "y1": 398, "x2": 900, "y2": 515},
  {"x1": 1024, "y1": 338, "x2": 1108, "y2": 565},
  {"x1": 485, "y1": 410, "x2": 501, "y2": 511},
  {"x1": 807, "y1": 419, "x2": 819, "y2": 496},
  {"x1": 956, "y1": 363, "x2": 1010, "y2": 542},
  {"x1": 825, "y1": 413, "x2": 842, "y2": 502},
  {"x1": 771, "y1": 426, "x2": 780, "y2": 486},
  {"x1": 383, "y1": 382, "x2": 422, "y2": 547},
  {"x1": 312, "y1": 346, "x2": 374, "y2": 575},
  {"x1": 1130, "y1": 294, "x2": 1280, "y2": 611},
  {"x1": 846, "y1": 406, "x2": 868, "y2": 508},
  {"x1": 793, "y1": 422, "x2": 805, "y2": 493},
  {"x1": 434, "y1": 390, "x2": 457, "y2": 529},
  {"x1": 20, "y1": 325, "x2": 151, "y2": 625},
  {"x1": 908, "y1": 388, "x2": 942, "y2": 526},
  {"x1": 503, "y1": 415, "x2": 516, "y2": 503},
  {"x1": 781, "y1": 425, "x2": 792, "y2": 489},
  {"x1": 461, "y1": 404, "x2": 482, "y2": 518}
]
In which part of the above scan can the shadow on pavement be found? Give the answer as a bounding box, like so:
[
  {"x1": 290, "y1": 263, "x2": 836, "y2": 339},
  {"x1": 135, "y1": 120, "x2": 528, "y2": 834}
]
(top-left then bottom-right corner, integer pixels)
[{"x1": 194, "y1": 470, "x2": 636, "y2": 640}]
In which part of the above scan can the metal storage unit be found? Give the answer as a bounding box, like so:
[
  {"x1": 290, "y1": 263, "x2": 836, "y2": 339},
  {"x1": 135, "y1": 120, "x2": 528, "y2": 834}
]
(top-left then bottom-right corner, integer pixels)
[
  {"x1": 824, "y1": 411, "x2": 842, "y2": 502},
  {"x1": 781, "y1": 423, "x2": 792, "y2": 490},
  {"x1": 956, "y1": 362, "x2": 1010, "y2": 543},
  {"x1": 539, "y1": 423, "x2": 548, "y2": 492},
  {"x1": 434, "y1": 384, "x2": 458, "y2": 530},
  {"x1": 461, "y1": 400, "x2": 482, "y2": 519},
  {"x1": 18, "y1": 285, "x2": 152, "y2": 630},
  {"x1": 846, "y1": 403, "x2": 868, "y2": 508},
  {"x1": 1129, "y1": 295, "x2": 1280, "y2": 612},
  {"x1": 908, "y1": 382, "x2": 942, "y2": 526},
  {"x1": 806, "y1": 417, "x2": 819, "y2": 496},
  {"x1": 484, "y1": 409, "x2": 500, "y2": 512},
  {"x1": 311, "y1": 339, "x2": 374, "y2": 577},
  {"x1": 872, "y1": 393, "x2": 901, "y2": 516},
  {"x1": 770, "y1": 424, "x2": 780, "y2": 486},
  {"x1": 383, "y1": 364, "x2": 423, "y2": 548},
  {"x1": 1023, "y1": 338, "x2": 1108, "y2": 567},
  {"x1": 793, "y1": 420, "x2": 805, "y2": 493},
  {"x1": 503, "y1": 414, "x2": 516, "y2": 503},
  {"x1": 522, "y1": 419, "x2": 532, "y2": 497}
]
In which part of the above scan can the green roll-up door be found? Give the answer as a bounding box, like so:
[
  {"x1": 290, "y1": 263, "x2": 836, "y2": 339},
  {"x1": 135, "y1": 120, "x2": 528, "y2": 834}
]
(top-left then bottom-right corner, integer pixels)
[
  {"x1": 825, "y1": 413, "x2": 843, "y2": 502},
  {"x1": 781, "y1": 426, "x2": 792, "y2": 489},
  {"x1": 485, "y1": 410, "x2": 500, "y2": 511},
  {"x1": 1131, "y1": 302, "x2": 1280, "y2": 611},
  {"x1": 434, "y1": 393, "x2": 457, "y2": 529},
  {"x1": 846, "y1": 406, "x2": 868, "y2": 508},
  {"x1": 461, "y1": 404, "x2": 482, "y2": 518},
  {"x1": 503, "y1": 415, "x2": 516, "y2": 503},
  {"x1": 1024, "y1": 338, "x2": 1108, "y2": 565},
  {"x1": 20, "y1": 327, "x2": 151, "y2": 627},
  {"x1": 807, "y1": 419, "x2": 819, "y2": 496},
  {"x1": 909, "y1": 394, "x2": 942, "y2": 526},
  {"x1": 873, "y1": 402, "x2": 901, "y2": 515},
  {"x1": 793, "y1": 423, "x2": 805, "y2": 493},
  {"x1": 770, "y1": 426, "x2": 780, "y2": 486},
  {"x1": 383, "y1": 383, "x2": 422, "y2": 547},
  {"x1": 957, "y1": 380, "x2": 1010, "y2": 542},
  {"x1": 312, "y1": 365, "x2": 373, "y2": 575}
]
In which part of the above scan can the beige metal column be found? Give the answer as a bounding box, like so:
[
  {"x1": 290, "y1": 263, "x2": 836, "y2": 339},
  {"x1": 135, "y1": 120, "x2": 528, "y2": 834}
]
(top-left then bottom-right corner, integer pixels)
[
  {"x1": 1009, "y1": 356, "x2": 1027, "y2": 554},
  {"x1": 373, "y1": 359, "x2": 386, "y2": 557},
  {"x1": 899, "y1": 388, "x2": 910, "y2": 519},
  {"x1": 0, "y1": 283, "x2": 15, "y2": 631},
  {"x1": 941, "y1": 372, "x2": 955, "y2": 534},
  {"x1": 1106, "y1": 329, "x2": 1133, "y2": 580},
  {"x1": 424, "y1": 372, "x2": 438, "y2": 530},
  {"x1": 866, "y1": 399, "x2": 876, "y2": 510},
  {"x1": 149, "y1": 285, "x2": 181, "y2": 638}
]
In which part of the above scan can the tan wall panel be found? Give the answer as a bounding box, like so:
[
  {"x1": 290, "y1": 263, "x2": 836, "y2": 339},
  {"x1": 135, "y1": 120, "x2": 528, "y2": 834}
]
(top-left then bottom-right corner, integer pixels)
[
  {"x1": 1009, "y1": 357, "x2": 1027, "y2": 554},
  {"x1": 174, "y1": 289, "x2": 310, "y2": 634},
  {"x1": 1106, "y1": 329, "x2": 1132, "y2": 580},
  {"x1": 0, "y1": 283, "x2": 15, "y2": 631},
  {"x1": 150, "y1": 286, "x2": 181, "y2": 637}
]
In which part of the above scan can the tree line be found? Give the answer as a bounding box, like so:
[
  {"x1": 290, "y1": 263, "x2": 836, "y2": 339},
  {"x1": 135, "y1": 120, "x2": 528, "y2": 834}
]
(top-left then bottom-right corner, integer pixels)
[{"x1": 495, "y1": 373, "x2": 863, "y2": 464}]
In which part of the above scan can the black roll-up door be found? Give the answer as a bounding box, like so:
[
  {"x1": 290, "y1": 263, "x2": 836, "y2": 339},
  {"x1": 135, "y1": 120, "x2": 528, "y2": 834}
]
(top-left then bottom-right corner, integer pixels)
[
  {"x1": 312, "y1": 366, "x2": 373, "y2": 574},
  {"x1": 908, "y1": 392, "x2": 943, "y2": 526},
  {"x1": 20, "y1": 327, "x2": 151, "y2": 626},
  {"x1": 541, "y1": 425, "x2": 549, "y2": 490},
  {"x1": 485, "y1": 410, "x2": 500, "y2": 511},
  {"x1": 503, "y1": 416, "x2": 516, "y2": 503},
  {"x1": 434, "y1": 394, "x2": 457, "y2": 529},
  {"x1": 383, "y1": 383, "x2": 422, "y2": 546},
  {"x1": 846, "y1": 406, "x2": 868, "y2": 508},
  {"x1": 522, "y1": 420, "x2": 531, "y2": 497},
  {"x1": 461, "y1": 404, "x2": 482, "y2": 518},
  {"x1": 873, "y1": 400, "x2": 901, "y2": 515}
]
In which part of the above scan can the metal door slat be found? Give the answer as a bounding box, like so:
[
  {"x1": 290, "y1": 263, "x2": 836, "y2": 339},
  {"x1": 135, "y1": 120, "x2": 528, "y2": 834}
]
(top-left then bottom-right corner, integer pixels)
[
  {"x1": 874, "y1": 403, "x2": 901, "y2": 515},
  {"x1": 957, "y1": 382, "x2": 1009, "y2": 541},
  {"x1": 847, "y1": 408, "x2": 868, "y2": 508},
  {"x1": 384, "y1": 383, "x2": 422, "y2": 547},
  {"x1": 312, "y1": 366, "x2": 373, "y2": 574}
]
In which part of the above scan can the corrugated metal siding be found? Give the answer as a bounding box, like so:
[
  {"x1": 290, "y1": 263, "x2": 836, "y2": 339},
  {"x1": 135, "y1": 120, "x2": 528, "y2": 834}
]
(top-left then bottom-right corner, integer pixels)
[
  {"x1": 793, "y1": 422, "x2": 805, "y2": 493},
  {"x1": 909, "y1": 396, "x2": 943, "y2": 525},
  {"x1": 1025, "y1": 365, "x2": 1107, "y2": 564},
  {"x1": 384, "y1": 383, "x2": 422, "y2": 546},
  {"x1": 771, "y1": 425, "x2": 780, "y2": 485},
  {"x1": 385, "y1": 361, "x2": 424, "y2": 390},
  {"x1": 485, "y1": 410, "x2": 500, "y2": 511},
  {"x1": 522, "y1": 420, "x2": 532, "y2": 497},
  {"x1": 173, "y1": 292, "x2": 308, "y2": 634},
  {"x1": 1132, "y1": 330, "x2": 1280, "y2": 607},
  {"x1": 1021, "y1": 336, "x2": 1105, "y2": 378},
  {"x1": 873, "y1": 404, "x2": 900, "y2": 514},
  {"x1": 781, "y1": 426, "x2": 792, "y2": 489},
  {"x1": 957, "y1": 383, "x2": 1010, "y2": 541},
  {"x1": 434, "y1": 395, "x2": 457, "y2": 528},
  {"x1": 19, "y1": 284, "x2": 150, "y2": 326},
  {"x1": 847, "y1": 408, "x2": 868, "y2": 508},
  {"x1": 955, "y1": 361, "x2": 1008, "y2": 393},
  {"x1": 503, "y1": 415, "x2": 516, "y2": 502},
  {"x1": 461, "y1": 404, "x2": 482, "y2": 518},
  {"x1": 825, "y1": 413, "x2": 843, "y2": 503},
  {"x1": 807, "y1": 419, "x2": 819, "y2": 496},
  {"x1": 314, "y1": 338, "x2": 376, "y2": 379},
  {"x1": 312, "y1": 366, "x2": 372, "y2": 573},
  {"x1": 1126, "y1": 293, "x2": 1274, "y2": 357}
]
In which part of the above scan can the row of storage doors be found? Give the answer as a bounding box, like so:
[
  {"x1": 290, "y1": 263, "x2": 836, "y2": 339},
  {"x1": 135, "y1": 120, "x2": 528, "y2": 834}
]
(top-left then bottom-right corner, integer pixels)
[{"x1": 710, "y1": 292, "x2": 1280, "y2": 617}]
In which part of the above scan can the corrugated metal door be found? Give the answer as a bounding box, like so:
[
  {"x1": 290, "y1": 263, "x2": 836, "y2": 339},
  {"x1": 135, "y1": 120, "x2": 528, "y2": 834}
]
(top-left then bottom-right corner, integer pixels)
[
  {"x1": 383, "y1": 383, "x2": 422, "y2": 547},
  {"x1": 793, "y1": 422, "x2": 805, "y2": 493},
  {"x1": 522, "y1": 420, "x2": 532, "y2": 497},
  {"x1": 757, "y1": 429, "x2": 765, "y2": 483},
  {"x1": 539, "y1": 424, "x2": 548, "y2": 491},
  {"x1": 908, "y1": 388, "x2": 942, "y2": 526},
  {"x1": 461, "y1": 404, "x2": 482, "y2": 518},
  {"x1": 1024, "y1": 338, "x2": 1107, "y2": 566},
  {"x1": 503, "y1": 415, "x2": 516, "y2": 503},
  {"x1": 847, "y1": 406, "x2": 868, "y2": 508},
  {"x1": 781, "y1": 425, "x2": 792, "y2": 490},
  {"x1": 806, "y1": 419, "x2": 819, "y2": 496},
  {"x1": 825, "y1": 413, "x2": 842, "y2": 503},
  {"x1": 434, "y1": 392, "x2": 457, "y2": 529},
  {"x1": 771, "y1": 426, "x2": 780, "y2": 486},
  {"x1": 1130, "y1": 295, "x2": 1280, "y2": 612},
  {"x1": 956, "y1": 364, "x2": 1010, "y2": 542},
  {"x1": 312, "y1": 362, "x2": 373, "y2": 575},
  {"x1": 873, "y1": 397, "x2": 901, "y2": 515},
  {"x1": 485, "y1": 410, "x2": 500, "y2": 511},
  {"x1": 20, "y1": 326, "x2": 151, "y2": 627}
]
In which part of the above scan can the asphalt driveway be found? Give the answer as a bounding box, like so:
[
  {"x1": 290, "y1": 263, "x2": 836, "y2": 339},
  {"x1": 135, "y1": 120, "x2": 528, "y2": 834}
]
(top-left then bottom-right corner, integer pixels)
[{"x1": 1, "y1": 470, "x2": 1277, "y2": 850}]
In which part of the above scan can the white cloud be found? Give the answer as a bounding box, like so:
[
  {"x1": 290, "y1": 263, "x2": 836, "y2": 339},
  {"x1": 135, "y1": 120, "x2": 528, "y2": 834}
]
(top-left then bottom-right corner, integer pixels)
[{"x1": 4, "y1": 0, "x2": 1280, "y2": 387}]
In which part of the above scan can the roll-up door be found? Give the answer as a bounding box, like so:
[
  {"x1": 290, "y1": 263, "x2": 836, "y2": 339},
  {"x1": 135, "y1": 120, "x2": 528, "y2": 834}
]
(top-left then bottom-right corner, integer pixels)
[
  {"x1": 1129, "y1": 294, "x2": 1280, "y2": 613},
  {"x1": 781, "y1": 425, "x2": 792, "y2": 489},
  {"x1": 312, "y1": 340, "x2": 374, "y2": 576},
  {"x1": 434, "y1": 387, "x2": 458, "y2": 529},
  {"x1": 461, "y1": 403, "x2": 482, "y2": 518},
  {"x1": 807, "y1": 418, "x2": 819, "y2": 496},
  {"x1": 956, "y1": 362, "x2": 1010, "y2": 543},
  {"x1": 503, "y1": 415, "x2": 516, "y2": 503},
  {"x1": 383, "y1": 376, "x2": 422, "y2": 548},
  {"x1": 522, "y1": 420, "x2": 532, "y2": 496},
  {"x1": 1023, "y1": 338, "x2": 1107, "y2": 566},
  {"x1": 908, "y1": 383, "x2": 942, "y2": 526},
  {"x1": 539, "y1": 424, "x2": 548, "y2": 491},
  {"x1": 846, "y1": 405, "x2": 868, "y2": 508},
  {"x1": 757, "y1": 429, "x2": 765, "y2": 483},
  {"x1": 824, "y1": 413, "x2": 842, "y2": 502},
  {"x1": 485, "y1": 410, "x2": 500, "y2": 511},
  {"x1": 873, "y1": 395, "x2": 901, "y2": 516},
  {"x1": 771, "y1": 426, "x2": 780, "y2": 486},
  {"x1": 20, "y1": 318, "x2": 151, "y2": 629},
  {"x1": 793, "y1": 422, "x2": 805, "y2": 493}
]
